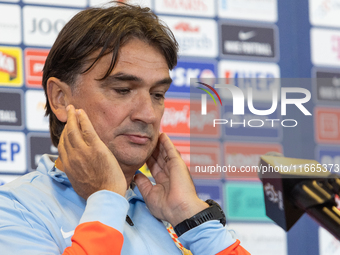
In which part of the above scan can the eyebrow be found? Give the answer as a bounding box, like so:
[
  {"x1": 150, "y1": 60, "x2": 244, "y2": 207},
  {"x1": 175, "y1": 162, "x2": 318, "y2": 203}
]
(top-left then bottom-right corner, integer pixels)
[{"x1": 100, "y1": 72, "x2": 173, "y2": 88}]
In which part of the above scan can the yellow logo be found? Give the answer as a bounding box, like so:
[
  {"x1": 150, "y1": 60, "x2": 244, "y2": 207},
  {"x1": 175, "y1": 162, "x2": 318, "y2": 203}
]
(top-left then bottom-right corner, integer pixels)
[
  {"x1": 0, "y1": 47, "x2": 23, "y2": 87},
  {"x1": 139, "y1": 163, "x2": 152, "y2": 177}
]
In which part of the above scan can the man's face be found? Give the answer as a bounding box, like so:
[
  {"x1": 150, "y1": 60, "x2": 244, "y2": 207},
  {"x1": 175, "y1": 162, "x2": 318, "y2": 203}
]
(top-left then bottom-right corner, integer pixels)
[{"x1": 68, "y1": 38, "x2": 172, "y2": 171}]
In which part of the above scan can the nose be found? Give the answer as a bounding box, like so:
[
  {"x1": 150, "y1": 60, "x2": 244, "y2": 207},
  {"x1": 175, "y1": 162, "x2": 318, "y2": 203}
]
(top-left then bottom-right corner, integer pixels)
[{"x1": 130, "y1": 91, "x2": 158, "y2": 124}]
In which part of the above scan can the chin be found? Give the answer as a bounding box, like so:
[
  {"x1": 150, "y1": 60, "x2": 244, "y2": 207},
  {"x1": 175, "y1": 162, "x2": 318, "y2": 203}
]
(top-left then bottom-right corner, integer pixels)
[{"x1": 112, "y1": 147, "x2": 151, "y2": 168}]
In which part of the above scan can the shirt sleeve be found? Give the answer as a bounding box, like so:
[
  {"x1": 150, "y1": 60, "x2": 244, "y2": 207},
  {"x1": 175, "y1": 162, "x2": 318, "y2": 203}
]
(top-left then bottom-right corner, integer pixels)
[
  {"x1": 63, "y1": 190, "x2": 129, "y2": 255},
  {"x1": 0, "y1": 190, "x2": 129, "y2": 255},
  {"x1": 178, "y1": 221, "x2": 250, "y2": 255}
]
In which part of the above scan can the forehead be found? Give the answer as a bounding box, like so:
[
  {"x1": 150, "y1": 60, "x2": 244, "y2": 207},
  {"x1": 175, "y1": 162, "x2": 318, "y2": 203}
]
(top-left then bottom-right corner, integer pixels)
[{"x1": 84, "y1": 39, "x2": 169, "y2": 81}]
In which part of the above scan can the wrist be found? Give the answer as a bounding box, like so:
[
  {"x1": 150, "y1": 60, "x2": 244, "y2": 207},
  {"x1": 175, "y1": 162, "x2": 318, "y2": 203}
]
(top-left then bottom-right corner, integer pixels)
[
  {"x1": 169, "y1": 199, "x2": 209, "y2": 227},
  {"x1": 174, "y1": 199, "x2": 227, "y2": 237}
]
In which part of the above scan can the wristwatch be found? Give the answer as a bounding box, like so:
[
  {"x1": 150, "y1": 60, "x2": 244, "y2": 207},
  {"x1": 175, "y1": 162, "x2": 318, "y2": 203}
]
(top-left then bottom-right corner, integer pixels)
[{"x1": 174, "y1": 199, "x2": 226, "y2": 237}]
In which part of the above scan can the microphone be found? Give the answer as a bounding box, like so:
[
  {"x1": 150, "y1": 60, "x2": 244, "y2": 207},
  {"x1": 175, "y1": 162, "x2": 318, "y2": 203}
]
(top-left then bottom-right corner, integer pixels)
[{"x1": 258, "y1": 153, "x2": 340, "y2": 240}]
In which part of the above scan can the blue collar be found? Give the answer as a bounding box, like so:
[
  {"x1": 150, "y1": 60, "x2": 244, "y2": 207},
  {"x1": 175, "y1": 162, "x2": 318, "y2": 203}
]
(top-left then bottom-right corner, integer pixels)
[{"x1": 37, "y1": 154, "x2": 145, "y2": 202}]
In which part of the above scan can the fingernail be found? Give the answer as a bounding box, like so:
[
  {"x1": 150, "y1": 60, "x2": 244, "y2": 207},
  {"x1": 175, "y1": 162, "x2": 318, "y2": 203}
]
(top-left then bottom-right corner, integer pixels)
[
  {"x1": 66, "y1": 105, "x2": 70, "y2": 111},
  {"x1": 76, "y1": 109, "x2": 81, "y2": 115}
]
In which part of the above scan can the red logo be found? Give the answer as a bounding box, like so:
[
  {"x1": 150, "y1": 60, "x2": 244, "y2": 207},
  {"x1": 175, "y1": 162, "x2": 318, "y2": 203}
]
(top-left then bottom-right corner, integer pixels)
[
  {"x1": 162, "y1": 0, "x2": 207, "y2": 11},
  {"x1": 174, "y1": 22, "x2": 199, "y2": 32},
  {"x1": 172, "y1": 140, "x2": 221, "y2": 179},
  {"x1": 315, "y1": 107, "x2": 340, "y2": 144},
  {"x1": 161, "y1": 99, "x2": 220, "y2": 138},
  {"x1": 25, "y1": 49, "x2": 49, "y2": 88},
  {"x1": 224, "y1": 142, "x2": 283, "y2": 179},
  {"x1": 161, "y1": 99, "x2": 190, "y2": 136},
  {"x1": 0, "y1": 51, "x2": 17, "y2": 80}
]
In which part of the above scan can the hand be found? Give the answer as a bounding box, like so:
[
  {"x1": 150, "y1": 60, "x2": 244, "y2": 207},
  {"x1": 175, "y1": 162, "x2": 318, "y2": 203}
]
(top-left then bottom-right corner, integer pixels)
[
  {"x1": 58, "y1": 105, "x2": 127, "y2": 200},
  {"x1": 134, "y1": 133, "x2": 208, "y2": 226}
]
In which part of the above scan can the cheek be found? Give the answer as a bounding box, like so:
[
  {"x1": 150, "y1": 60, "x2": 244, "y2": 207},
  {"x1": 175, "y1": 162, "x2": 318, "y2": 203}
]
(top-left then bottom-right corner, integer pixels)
[
  {"x1": 84, "y1": 103, "x2": 124, "y2": 135},
  {"x1": 156, "y1": 106, "x2": 165, "y2": 125}
]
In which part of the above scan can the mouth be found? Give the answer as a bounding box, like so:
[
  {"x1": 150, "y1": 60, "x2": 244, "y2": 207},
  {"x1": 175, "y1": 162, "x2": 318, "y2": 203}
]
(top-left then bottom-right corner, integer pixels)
[{"x1": 122, "y1": 134, "x2": 151, "y2": 145}]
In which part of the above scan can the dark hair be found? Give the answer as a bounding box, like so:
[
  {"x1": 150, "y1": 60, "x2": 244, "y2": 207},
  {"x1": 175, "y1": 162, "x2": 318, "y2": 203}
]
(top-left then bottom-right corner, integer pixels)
[{"x1": 42, "y1": 1, "x2": 178, "y2": 147}]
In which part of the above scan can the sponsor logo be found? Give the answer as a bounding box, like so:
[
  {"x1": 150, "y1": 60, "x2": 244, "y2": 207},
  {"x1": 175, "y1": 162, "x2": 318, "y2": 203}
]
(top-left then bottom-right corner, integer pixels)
[
  {"x1": 238, "y1": 30, "x2": 257, "y2": 41},
  {"x1": 161, "y1": 99, "x2": 190, "y2": 136},
  {"x1": 218, "y1": 60, "x2": 281, "y2": 102},
  {"x1": 316, "y1": 146, "x2": 340, "y2": 172},
  {"x1": 190, "y1": 141, "x2": 221, "y2": 179},
  {"x1": 174, "y1": 22, "x2": 199, "y2": 32},
  {"x1": 0, "y1": 51, "x2": 17, "y2": 80},
  {"x1": 169, "y1": 60, "x2": 216, "y2": 93},
  {"x1": 309, "y1": 0, "x2": 340, "y2": 28},
  {"x1": 28, "y1": 134, "x2": 58, "y2": 171},
  {"x1": 160, "y1": 16, "x2": 218, "y2": 57},
  {"x1": 194, "y1": 181, "x2": 223, "y2": 207},
  {"x1": 315, "y1": 107, "x2": 340, "y2": 144},
  {"x1": 0, "y1": 89, "x2": 23, "y2": 129},
  {"x1": 311, "y1": 28, "x2": 340, "y2": 67},
  {"x1": 190, "y1": 100, "x2": 220, "y2": 138},
  {"x1": 220, "y1": 23, "x2": 278, "y2": 60},
  {"x1": 218, "y1": 0, "x2": 278, "y2": 22},
  {"x1": 23, "y1": 6, "x2": 80, "y2": 47},
  {"x1": 0, "y1": 47, "x2": 23, "y2": 87},
  {"x1": 314, "y1": 69, "x2": 340, "y2": 102},
  {"x1": 60, "y1": 227, "x2": 74, "y2": 239},
  {"x1": 0, "y1": 4, "x2": 21, "y2": 45},
  {"x1": 224, "y1": 142, "x2": 282, "y2": 178},
  {"x1": 25, "y1": 49, "x2": 49, "y2": 88},
  {"x1": 171, "y1": 140, "x2": 222, "y2": 179},
  {"x1": 228, "y1": 223, "x2": 287, "y2": 254},
  {"x1": 0, "y1": 131, "x2": 26, "y2": 173},
  {"x1": 155, "y1": 0, "x2": 215, "y2": 17},
  {"x1": 225, "y1": 182, "x2": 270, "y2": 221},
  {"x1": 90, "y1": 0, "x2": 152, "y2": 8},
  {"x1": 161, "y1": 99, "x2": 220, "y2": 138},
  {"x1": 25, "y1": 90, "x2": 49, "y2": 131},
  {"x1": 23, "y1": 0, "x2": 87, "y2": 7}
]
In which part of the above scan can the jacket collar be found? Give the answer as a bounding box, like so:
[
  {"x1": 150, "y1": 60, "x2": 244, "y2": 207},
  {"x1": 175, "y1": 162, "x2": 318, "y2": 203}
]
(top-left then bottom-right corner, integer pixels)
[{"x1": 37, "y1": 154, "x2": 145, "y2": 202}]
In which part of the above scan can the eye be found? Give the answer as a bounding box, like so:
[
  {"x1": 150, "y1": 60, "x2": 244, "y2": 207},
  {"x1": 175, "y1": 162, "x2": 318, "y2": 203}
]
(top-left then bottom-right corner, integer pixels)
[
  {"x1": 114, "y1": 88, "x2": 131, "y2": 95},
  {"x1": 152, "y1": 92, "x2": 165, "y2": 100}
]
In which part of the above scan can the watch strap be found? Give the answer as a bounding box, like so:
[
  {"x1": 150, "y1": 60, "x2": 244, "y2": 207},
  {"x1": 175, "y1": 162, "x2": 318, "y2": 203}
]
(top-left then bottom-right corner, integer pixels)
[{"x1": 174, "y1": 200, "x2": 226, "y2": 237}]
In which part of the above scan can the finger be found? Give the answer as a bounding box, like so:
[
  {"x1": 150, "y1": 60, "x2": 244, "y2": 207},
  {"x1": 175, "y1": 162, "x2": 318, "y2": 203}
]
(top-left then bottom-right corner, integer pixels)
[
  {"x1": 134, "y1": 173, "x2": 153, "y2": 199},
  {"x1": 77, "y1": 109, "x2": 101, "y2": 146},
  {"x1": 152, "y1": 135, "x2": 173, "y2": 166},
  {"x1": 158, "y1": 133, "x2": 192, "y2": 181},
  {"x1": 159, "y1": 133, "x2": 179, "y2": 159},
  {"x1": 146, "y1": 152, "x2": 165, "y2": 179},
  {"x1": 57, "y1": 129, "x2": 70, "y2": 170},
  {"x1": 151, "y1": 143, "x2": 167, "y2": 168},
  {"x1": 65, "y1": 105, "x2": 87, "y2": 148},
  {"x1": 158, "y1": 133, "x2": 181, "y2": 162}
]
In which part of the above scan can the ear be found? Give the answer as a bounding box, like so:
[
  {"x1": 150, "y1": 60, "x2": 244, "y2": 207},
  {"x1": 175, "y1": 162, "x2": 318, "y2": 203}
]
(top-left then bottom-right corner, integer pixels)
[{"x1": 46, "y1": 77, "x2": 72, "y2": 123}]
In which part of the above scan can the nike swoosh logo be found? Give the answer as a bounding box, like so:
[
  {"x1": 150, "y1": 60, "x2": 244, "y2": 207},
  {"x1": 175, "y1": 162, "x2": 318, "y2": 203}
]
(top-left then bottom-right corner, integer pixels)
[
  {"x1": 238, "y1": 30, "x2": 256, "y2": 41},
  {"x1": 61, "y1": 227, "x2": 75, "y2": 239}
]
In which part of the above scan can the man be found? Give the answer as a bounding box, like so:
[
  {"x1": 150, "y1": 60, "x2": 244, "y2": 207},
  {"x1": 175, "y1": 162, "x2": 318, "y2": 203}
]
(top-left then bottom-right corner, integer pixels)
[{"x1": 0, "y1": 2, "x2": 249, "y2": 254}]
